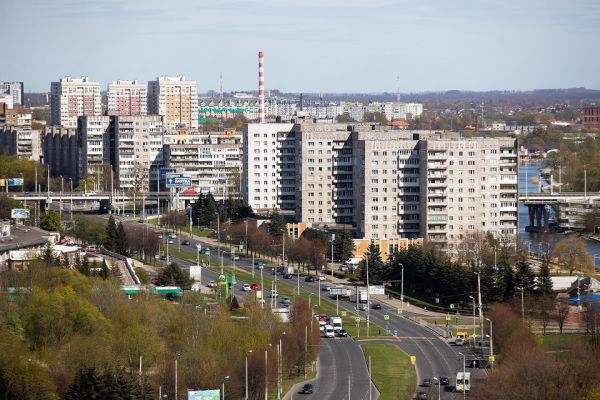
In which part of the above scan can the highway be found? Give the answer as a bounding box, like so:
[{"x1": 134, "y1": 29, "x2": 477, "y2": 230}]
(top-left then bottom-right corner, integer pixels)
[{"x1": 115, "y1": 218, "x2": 484, "y2": 398}]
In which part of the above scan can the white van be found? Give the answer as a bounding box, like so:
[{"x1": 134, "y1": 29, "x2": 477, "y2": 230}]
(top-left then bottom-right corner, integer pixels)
[
  {"x1": 324, "y1": 325, "x2": 335, "y2": 338},
  {"x1": 329, "y1": 317, "x2": 343, "y2": 332},
  {"x1": 342, "y1": 258, "x2": 362, "y2": 272}
]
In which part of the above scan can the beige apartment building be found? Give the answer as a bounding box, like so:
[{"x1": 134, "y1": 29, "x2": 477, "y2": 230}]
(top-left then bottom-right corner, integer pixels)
[
  {"x1": 50, "y1": 76, "x2": 102, "y2": 128},
  {"x1": 148, "y1": 76, "x2": 198, "y2": 129},
  {"x1": 243, "y1": 119, "x2": 518, "y2": 251},
  {"x1": 107, "y1": 80, "x2": 147, "y2": 116},
  {"x1": 0, "y1": 124, "x2": 43, "y2": 161}
]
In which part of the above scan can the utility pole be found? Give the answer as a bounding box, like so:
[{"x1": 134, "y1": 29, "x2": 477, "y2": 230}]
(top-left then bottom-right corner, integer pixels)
[
  {"x1": 366, "y1": 258, "x2": 370, "y2": 337},
  {"x1": 476, "y1": 271, "x2": 483, "y2": 345}
]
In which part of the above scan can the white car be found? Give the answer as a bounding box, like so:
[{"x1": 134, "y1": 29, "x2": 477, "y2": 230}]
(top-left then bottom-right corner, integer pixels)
[
  {"x1": 358, "y1": 304, "x2": 367, "y2": 311},
  {"x1": 242, "y1": 283, "x2": 251, "y2": 291},
  {"x1": 324, "y1": 325, "x2": 335, "y2": 338},
  {"x1": 316, "y1": 275, "x2": 326, "y2": 281},
  {"x1": 191, "y1": 282, "x2": 202, "y2": 292},
  {"x1": 207, "y1": 280, "x2": 217, "y2": 288},
  {"x1": 231, "y1": 254, "x2": 240, "y2": 261}
]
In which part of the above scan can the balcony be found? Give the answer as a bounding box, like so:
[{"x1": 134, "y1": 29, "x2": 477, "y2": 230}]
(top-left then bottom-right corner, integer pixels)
[{"x1": 427, "y1": 162, "x2": 447, "y2": 170}]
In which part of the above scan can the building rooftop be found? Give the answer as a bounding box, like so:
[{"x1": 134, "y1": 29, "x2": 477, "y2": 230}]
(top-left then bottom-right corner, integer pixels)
[{"x1": 0, "y1": 225, "x2": 53, "y2": 252}]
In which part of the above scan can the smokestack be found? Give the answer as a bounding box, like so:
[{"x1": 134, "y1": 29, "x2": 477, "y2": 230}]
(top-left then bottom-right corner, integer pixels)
[{"x1": 258, "y1": 51, "x2": 265, "y2": 123}]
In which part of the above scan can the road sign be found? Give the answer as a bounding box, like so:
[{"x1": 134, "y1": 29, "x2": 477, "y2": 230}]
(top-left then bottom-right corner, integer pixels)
[
  {"x1": 354, "y1": 316, "x2": 361, "y2": 322},
  {"x1": 11, "y1": 209, "x2": 29, "y2": 219},
  {"x1": 489, "y1": 355, "x2": 495, "y2": 362},
  {"x1": 410, "y1": 355, "x2": 416, "y2": 365},
  {"x1": 166, "y1": 173, "x2": 192, "y2": 188},
  {"x1": 8, "y1": 178, "x2": 23, "y2": 186},
  {"x1": 341, "y1": 311, "x2": 347, "y2": 317},
  {"x1": 384, "y1": 314, "x2": 390, "y2": 320},
  {"x1": 218, "y1": 274, "x2": 226, "y2": 281}
]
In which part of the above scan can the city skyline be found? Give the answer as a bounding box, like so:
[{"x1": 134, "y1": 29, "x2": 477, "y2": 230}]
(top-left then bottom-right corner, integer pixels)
[{"x1": 2, "y1": 0, "x2": 599, "y2": 93}]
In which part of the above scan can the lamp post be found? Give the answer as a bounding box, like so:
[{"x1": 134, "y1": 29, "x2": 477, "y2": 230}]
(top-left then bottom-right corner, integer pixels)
[
  {"x1": 519, "y1": 286, "x2": 525, "y2": 322},
  {"x1": 330, "y1": 234, "x2": 335, "y2": 281},
  {"x1": 433, "y1": 377, "x2": 440, "y2": 400},
  {"x1": 196, "y1": 244, "x2": 202, "y2": 284},
  {"x1": 264, "y1": 348, "x2": 269, "y2": 400},
  {"x1": 174, "y1": 353, "x2": 180, "y2": 400},
  {"x1": 222, "y1": 375, "x2": 229, "y2": 400},
  {"x1": 318, "y1": 277, "x2": 321, "y2": 306},
  {"x1": 458, "y1": 352, "x2": 466, "y2": 400},
  {"x1": 485, "y1": 317, "x2": 494, "y2": 369},
  {"x1": 245, "y1": 350, "x2": 253, "y2": 400},
  {"x1": 474, "y1": 271, "x2": 483, "y2": 347},
  {"x1": 400, "y1": 263, "x2": 404, "y2": 311},
  {"x1": 468, "y1": 295, "x2": 476, "y2": 338}
]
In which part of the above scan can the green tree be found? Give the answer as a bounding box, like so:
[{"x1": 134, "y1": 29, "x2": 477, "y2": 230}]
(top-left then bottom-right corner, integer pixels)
[
  {"x1": 0, "y1": 194, "x2": 22, "y2": 219},
  {"x1": 335, "y1": 113, "x2": 355, "y2": 123},
  {"x1": 42, "y1": 242, "x2": 55, "y2": 267},
  {"x1": 536, "y1": 261, "x2": 554, "y2": 298},
  {"x1": 360, "y1": 242, "x2": 384, "y2": 284},
  {"x1": 363, "y1": 111, "x2": 388, "y2": 125},
  {"x1": 268, "y1": 210, "x2": 287, "y2": 237},
  {"x1": 157, "y1": 262, "x2": 192, "y2": 289},
  {"x1": 192, "y1": 193, "x2": 219, "y2": 227},
  {"x1": 582, "y1": 209, "x2": 600, "y2": 234},
  {"x1": 104, "y1": 215, "x2": 118, "y2": 251},
  {"x1": 115, "y1": 222, "x2": 129, "y2": 256},
  {"x1": 39, "y1": 209, "x2": 61, "y2": 232},
  {"x1": 514, "y1": 260, "x2": 536, "y2": 294},
  {"x1": 333, "y1": 229, "x2": 354, "y2": 262},
  {"x1": 72, "y1": 216, "x2": 106, "y2": 245},
  {"x1": 0, "y1": 363, "x2": 59, "y2": 400}
]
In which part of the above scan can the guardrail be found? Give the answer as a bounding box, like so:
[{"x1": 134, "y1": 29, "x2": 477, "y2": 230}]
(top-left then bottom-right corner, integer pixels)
[{"x1": 98, "y1": 247, "x2": 140, "y2": 285}]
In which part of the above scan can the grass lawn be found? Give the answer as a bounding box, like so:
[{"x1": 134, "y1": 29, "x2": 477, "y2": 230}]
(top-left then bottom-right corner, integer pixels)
[
  {"x1": 361, "y1": 343, "x2": 416, "y2": 400},
  {"x1": 537, "y1": 334, "x2": 590, "y2": 351}
]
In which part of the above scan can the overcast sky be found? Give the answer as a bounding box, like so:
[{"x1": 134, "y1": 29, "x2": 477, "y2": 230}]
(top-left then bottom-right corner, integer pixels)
[{"x1": 2, "y1": 0, "x2": 599, "y2": 93}]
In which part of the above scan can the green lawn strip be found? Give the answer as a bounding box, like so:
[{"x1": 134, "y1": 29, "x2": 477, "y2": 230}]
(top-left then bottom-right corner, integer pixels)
[
  {"x1": 167, "y1": 247, "x2": 388, "y2": 338},
  {"x1": 361, "y1": 343, "x2": 416, "y2": 400},
  {"x1": 536, "y1": 333, "x2": 590, "y2": 351},
  {"x1": 275, "y1": 370, "x2": 316, "y2": 400}
]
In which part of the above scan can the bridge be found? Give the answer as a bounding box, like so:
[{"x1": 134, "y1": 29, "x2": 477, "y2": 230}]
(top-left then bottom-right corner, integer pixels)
[{"x1": 518, "y1": 192, "x2": 600, "y2": 231}]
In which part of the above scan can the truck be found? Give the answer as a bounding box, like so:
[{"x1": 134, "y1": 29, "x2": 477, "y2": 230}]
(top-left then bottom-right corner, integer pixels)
[
  {"x1": 280, "y1": 266, "x2": 294, "y2": 275},
  {"x1": 328, "y1": 316, "x2": 343, "y2": 332},
  {"x1": 341, "y1": 258, "x2": 362, "y2": 272},
  {"x1": 329, "y1": 287, "x2": 352, "y2": 299},
  {"x1": 456, "y1": 372, "x2": 471, "y2": 393},
  {"x1": 358, "y1": 289, "x2": 368, "y2": 303}
]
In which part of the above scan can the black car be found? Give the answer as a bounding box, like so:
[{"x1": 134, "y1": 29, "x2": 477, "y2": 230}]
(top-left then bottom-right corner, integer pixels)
[
  {"x1": 422, "y1": 378, "x2": 432, "y2": 387},
  {"x1": 440, "y1": 376, "x2": 450, "y2": 386},
  {"x1": 417, "y1": 391, "x2": 428, "y2": 400},
  {"x1": 182, "y1": 240, "x2": 190, "y2": 245},
  {"x1": 283, "y1": 274, "x2": 293, "y2": 279},
  {"x1": 304, "y1": 276, "x2": 315, "y2": 282},
  {"x1": 371, "y1": 303, "x2": 382, "y2": 310},
  {"x1": 299, "y1": 384, "x2": 313, "y2": 394},
  {"x1": 337, "y1": 329, "x2": 348, "y2": 337}
]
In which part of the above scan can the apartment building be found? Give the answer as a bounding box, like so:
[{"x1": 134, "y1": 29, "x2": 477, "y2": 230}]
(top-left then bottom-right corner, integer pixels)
[
  {"x1": 582, "y1": 106, "x2": 600, "y2": 130},
  {"x1": 42, "y1": 126, "x2": 78, "y2": 180},
  {"x1": 0, "y1": 125, "x2": 43, "y2": 161},
  {"x1": 112, "y1": 115, "x2": 164, "y2": 191},
  {"x1": 243, "y1": 123, "x2": 295, "y2": 211},
  {"x1": 243, "y1": 120, "x2": 518, "y2": 250},
  {"x1": 148, "y1": 76, "x2": 198, "y2": 129},
  {"x1": 107, "y1": 80, "x2": 147, "y2": 116},
  {"x1": 77, "y1": 116, "x2": 111, "y2": 180},
  {"x1": 4, "y1": 108, "x2": 32, "y2": 128},
  {"x1": 50, "y1": 76, "x2": 101, "y2": 128},
  {"x1": 164, "y1": 129, "x2": 242, "y2": 198},
  {"x1": 0, "y1": 82, "x2": 24, "y2": 106}
]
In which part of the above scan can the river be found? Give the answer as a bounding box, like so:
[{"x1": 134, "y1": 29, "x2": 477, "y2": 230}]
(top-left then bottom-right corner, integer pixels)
[{"x1": 518, "y1": 161, "x2": 600, "y2": 266}]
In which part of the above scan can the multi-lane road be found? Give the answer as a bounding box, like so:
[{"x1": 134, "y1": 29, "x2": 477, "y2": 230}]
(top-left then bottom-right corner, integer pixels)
[{"x1": 115, "y1": 218, "x2": 484, "y2": 399}]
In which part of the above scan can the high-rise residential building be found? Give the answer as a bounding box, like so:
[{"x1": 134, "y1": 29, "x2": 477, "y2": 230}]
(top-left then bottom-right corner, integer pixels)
[
  {"x1": 112, "y1": 115, "x2": 164, "y2": 191},
  {"x1": 42, "y1": 126, "x2": 78, "y2": 181},
  {"x1": 107, "y1": 80, "x2": 147, "y2": 116},
  {"x1": 243, "y1": 120, "x2": 518, "y2": 251},
  {"x1": 3, "y1": 108, "x2": 32, "y2": 128},
  {"x1": 0, "y1": 125, "x2": 42, "y2": 161},
  {"x1": 582, "y1": 106, "x2": 600, "y2": 130},
  {"x1": 164, "y1": 129, "x2": 242, "y2": 198},
  {"x1": 0, "y1": 82, "x2": 24, "y2": 106},
  {"x1": 51, "y1": 76, "x2": 101, "y2": 128},
  {"x1": 148, "y1": 76, "x2": 198, "y2": 129},
  {"x1": 77, "y1": 116, "x2": 111, "y2": 181}
]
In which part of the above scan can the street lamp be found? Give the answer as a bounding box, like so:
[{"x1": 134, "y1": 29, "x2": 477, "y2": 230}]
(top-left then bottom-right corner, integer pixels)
[
  {"x1": 468, "y1": 295, "x2": 476, "y2": 339},
  {"x1": 474, "y1": 271, "x2": 483, "y2": 347},
  {"x1": 221, "y1": 375, "x2": 229, "y2": 400},
  {"x1": 432, "y1": 377, "x2": 440, "y2": 400},
  {"x1": 400, "y1": 263, "x2": 404, "y2": 311},
  {"x1": 175, "y1": 353, "x2": 180, "y2": 400},
  {"x1": 485, "y1": 317, "x2": 494, "y2": 369},
  {"x1": 457, "y1": 352, "x2": 466, "y2": 400}
]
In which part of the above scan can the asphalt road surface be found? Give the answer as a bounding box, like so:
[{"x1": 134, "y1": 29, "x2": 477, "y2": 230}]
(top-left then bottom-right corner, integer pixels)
[{"x1": 292, "y1": 338, "x2": 378, "y2": 400}]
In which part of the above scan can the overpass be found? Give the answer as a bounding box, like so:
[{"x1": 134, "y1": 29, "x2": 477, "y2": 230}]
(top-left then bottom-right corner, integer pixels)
[{"x1": 519, "y1": 192, "x2": 600, "y2": 231}]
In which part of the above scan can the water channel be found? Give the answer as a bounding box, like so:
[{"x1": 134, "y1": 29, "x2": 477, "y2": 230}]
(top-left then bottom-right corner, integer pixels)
[{"x1": 518, "y1": 161, "x2": 600, "y2": 266}]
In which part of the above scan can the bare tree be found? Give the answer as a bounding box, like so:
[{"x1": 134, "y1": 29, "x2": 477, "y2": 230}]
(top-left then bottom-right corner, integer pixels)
[{"x1": 555, "y1": 298, "x2": 570, "y2": 334}]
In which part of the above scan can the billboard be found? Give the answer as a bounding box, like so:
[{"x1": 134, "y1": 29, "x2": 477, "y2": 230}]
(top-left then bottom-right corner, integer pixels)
[
  {"x1": 8, "y1": 178, "x2": 24, "y2": 186},
  {"x1": 166, "y1": 173, "x2": 192, "y2": 188},
  {"x1": 188, "y1": 389, "x2": 220, "y2": 400},
  {"x1": 369, "y1": 285, "x2": 385, "y2": 295},
  {"x1": 189, "y1": 265, "x2": 202, "y2": 281},
  {"x1": 11, "y1": 209, "x2": 30, "y2": 219}
]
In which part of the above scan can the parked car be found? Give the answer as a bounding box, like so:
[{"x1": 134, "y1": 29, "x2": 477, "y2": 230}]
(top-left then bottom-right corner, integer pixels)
[
  {"x1": 440, "y1": 377, "x2": 450, "y2": 386},
  {"x1": 168, "y1": 233, "x2": 177, "y2": 239},
  {"x1": 299, "y1": 384, "x2": 313, "y2": 394},
  {"x1": 231, "y1": 254, "x2": 240, "y2": 261},
  {"x1": 201, "y1": 248, "x2": 210, "y2": 255},
  {"x1": 282, "y1": 274, "x2": 293, "y2": 279},
  {"x1": 182, "y1": 240, "x2": 190, "y2": 246},
  {"x1": 191, "y1": 282, "x2": 202, "y2": 292},
  {"x1": 207, "y1": 280, "x2": 217, "y2": 288},
  {"x1": 167, "y1": 239, "x2": 174, "y2": 244},
  {"x1": 323, "y1": 285, "x2": 332, "y2": 291},
  {"x1": 304, "y1": 276, "x2": 315, "y2": 282},
  {"x1": 281, "y1": 297, "x2": 291, "y2": 305},
  {"x1": 422, "y1": 378, "x2": 432, "y2": 387},
  {"x1": 316, "y1": 275, "x2": 326, "y2": 281},
  {"x1": 371, "y1": 303, "x2": 382, "y2": 310},
  {"x1": 358, "y1": 303, "x2": 367, "y2": 311},
  {"x1": 250, "y1": 283, "x2": 260, "y2": 290},
  {"x1": 242, "y1": 283, "x2": 251, "y2": 291},
  {"x1": 337, "y1": 329, "x2": 348, "y2": 337},
  {"x1": 417, "y1": 392, "x2": 428, "y2": 400}
]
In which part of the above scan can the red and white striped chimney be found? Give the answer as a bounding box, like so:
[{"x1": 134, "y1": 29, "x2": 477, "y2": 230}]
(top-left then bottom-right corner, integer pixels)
[{"x1": 258, "y1": 51, "x2": 265, "y2": 123}]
